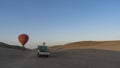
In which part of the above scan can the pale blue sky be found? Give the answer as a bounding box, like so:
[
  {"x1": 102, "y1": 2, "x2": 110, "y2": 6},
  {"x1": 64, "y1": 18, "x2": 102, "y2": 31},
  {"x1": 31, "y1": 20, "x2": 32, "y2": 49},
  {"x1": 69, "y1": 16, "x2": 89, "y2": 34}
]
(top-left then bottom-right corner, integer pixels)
[{"x1": 0, "y1": 0, "x2": 120, "y2": 48}]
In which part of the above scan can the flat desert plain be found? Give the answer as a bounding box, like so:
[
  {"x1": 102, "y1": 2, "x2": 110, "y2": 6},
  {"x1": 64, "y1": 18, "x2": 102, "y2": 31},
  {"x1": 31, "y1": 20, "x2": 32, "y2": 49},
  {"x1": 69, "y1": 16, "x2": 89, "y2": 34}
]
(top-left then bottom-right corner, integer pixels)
[{"x1": 1, "y1": 41, "x2": 120, "y2": 68}]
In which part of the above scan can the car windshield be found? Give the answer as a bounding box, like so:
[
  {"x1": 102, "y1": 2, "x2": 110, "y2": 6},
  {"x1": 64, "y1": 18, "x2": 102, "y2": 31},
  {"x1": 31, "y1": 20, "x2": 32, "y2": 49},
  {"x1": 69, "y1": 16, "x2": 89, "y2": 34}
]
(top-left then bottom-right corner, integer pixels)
[{"x1": 38, "y1": 46, "x2": 47, "y2": 52}]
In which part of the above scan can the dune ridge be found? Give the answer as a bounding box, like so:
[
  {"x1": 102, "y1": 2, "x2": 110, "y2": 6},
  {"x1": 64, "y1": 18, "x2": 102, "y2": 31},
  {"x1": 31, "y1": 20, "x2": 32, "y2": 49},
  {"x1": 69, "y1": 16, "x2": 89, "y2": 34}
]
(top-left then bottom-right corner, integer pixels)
[
  {"x1": 50, "y1": 40, "x2": 120, "y2": 51},
  {"x1": 0, "y1": 42, "x2": 29, "y2": 50}
]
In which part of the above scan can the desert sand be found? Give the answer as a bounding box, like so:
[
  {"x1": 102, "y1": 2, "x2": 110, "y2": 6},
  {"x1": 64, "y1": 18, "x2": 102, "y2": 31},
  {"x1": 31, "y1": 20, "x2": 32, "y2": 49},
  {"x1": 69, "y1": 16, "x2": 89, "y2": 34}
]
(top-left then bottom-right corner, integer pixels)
[{"x1": 1, "y1": 41, "x2": 120, "y2": 68}]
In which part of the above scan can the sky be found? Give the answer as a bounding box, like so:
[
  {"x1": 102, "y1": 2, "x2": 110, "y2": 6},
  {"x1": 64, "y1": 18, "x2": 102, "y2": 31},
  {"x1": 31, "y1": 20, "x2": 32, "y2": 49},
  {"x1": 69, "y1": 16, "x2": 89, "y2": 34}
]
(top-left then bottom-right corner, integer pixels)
[{"x1": 0, "y1": 0, "x2": 120, "y2": 48}]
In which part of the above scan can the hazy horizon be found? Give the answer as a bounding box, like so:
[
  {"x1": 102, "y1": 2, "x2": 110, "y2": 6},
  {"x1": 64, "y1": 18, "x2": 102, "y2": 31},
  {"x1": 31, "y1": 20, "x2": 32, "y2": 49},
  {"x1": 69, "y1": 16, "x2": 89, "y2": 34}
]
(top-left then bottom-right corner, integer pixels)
[{"x1": 0, "y1": 0, "x2": 120, "y2": 48}]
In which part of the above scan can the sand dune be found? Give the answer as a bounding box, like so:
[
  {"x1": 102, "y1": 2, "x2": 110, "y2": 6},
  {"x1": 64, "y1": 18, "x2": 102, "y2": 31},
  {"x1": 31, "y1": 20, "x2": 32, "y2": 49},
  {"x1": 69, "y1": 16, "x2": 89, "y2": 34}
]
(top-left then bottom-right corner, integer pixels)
[
  {"x1": 0, "y1": 42, "x2": 29, "y2": 50},
  {"x1": 1, "y1": 41, "x2": 120, "y2": 68},
  {"x1": 50, "y1": 41, "x2": 120, "y2": 51}
]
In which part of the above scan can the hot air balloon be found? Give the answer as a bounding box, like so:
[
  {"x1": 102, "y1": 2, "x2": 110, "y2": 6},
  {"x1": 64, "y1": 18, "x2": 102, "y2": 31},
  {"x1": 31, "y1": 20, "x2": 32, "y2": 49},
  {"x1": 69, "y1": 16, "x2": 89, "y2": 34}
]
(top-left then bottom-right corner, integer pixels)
[{"x1": 18, "y1": 34, "x2": 29, "y2": 47}]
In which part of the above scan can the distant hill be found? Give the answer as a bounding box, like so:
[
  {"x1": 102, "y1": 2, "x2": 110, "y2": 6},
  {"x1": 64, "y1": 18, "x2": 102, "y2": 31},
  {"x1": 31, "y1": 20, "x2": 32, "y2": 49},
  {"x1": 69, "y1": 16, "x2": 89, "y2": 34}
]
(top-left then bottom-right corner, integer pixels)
[
  {"x1": 0, "y1": 42, "x2": 29, "y2": 50},
  {"x1": 50, "y1": 40, "x2": 120, "y2": 51}
]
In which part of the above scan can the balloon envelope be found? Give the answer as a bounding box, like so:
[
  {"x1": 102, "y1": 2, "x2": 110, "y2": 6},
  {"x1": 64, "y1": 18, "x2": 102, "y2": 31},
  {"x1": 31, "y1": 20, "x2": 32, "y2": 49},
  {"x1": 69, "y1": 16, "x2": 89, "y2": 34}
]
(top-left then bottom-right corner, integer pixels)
[{"x1": 18, "y1": 34, "x2": 29, "y2": 46}]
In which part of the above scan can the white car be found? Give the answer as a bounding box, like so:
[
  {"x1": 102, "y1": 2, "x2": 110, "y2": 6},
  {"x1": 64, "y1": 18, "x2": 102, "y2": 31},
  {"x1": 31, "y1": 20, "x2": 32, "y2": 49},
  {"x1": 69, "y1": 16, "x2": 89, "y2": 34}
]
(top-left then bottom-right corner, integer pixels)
[{"x1": 37, "y1": 45, "x2": 51, "y2": 57}]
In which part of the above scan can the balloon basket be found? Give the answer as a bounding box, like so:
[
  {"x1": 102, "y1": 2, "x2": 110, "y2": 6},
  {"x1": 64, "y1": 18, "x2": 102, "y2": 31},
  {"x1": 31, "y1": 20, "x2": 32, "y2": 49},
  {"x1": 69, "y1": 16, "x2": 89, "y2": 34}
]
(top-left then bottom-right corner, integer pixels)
[{"x1": 22, "y1": 46, "x2": 26, "y2": 50}]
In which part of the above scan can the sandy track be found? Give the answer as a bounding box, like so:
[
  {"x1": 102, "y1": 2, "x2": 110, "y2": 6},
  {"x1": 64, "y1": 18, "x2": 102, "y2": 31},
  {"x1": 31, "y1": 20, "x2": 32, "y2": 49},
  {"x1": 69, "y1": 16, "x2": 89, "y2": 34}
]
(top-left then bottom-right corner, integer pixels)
[{"x1": 1, "y1": 47, "x2": 120, "y2": 68}]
